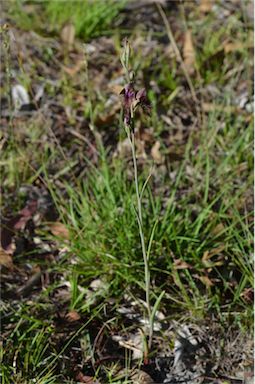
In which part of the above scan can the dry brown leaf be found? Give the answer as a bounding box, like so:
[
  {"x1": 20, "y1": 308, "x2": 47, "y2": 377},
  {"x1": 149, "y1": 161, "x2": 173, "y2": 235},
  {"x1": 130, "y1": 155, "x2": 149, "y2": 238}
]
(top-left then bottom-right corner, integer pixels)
[
  {"x1": 112, "y1": 331, "x2": 144, "y2": 359},
  {"x1": 66, "y1": 310, "x2": 81, "y2": 322},
  {"x1": 202, "y1": 250, "x2": 210, "y2": 262},
  {"x1": 173, "y1": 259, "x2": 192, "y2": 270},
  {"x1": 224, "y1": 42, "x2": 243, "y2": 53},
  {"x1": 151, "y1": 141, "x2": 164, "y2": 164},
  {"x1": 207, "y1": 244, "x2": 225, "y2": 257},
  {"x1": 15, "y1": 200, "x2": 38, "y2": 230},
  {"x1": 202, "y1": 245, "x2": 225, "y2": 267},
  {"x1": 75, "y1": 371, "x2": 100, "y2": 384},
  {"x1": 0, "y1": 247, "x2": 14, "y2": 269},
  {"x1": 60, "y1": 22, "x2": 75, "y2": 46},
  {"x1": 48, "y1": 222, "x2": 70, "y2": 240},
  {"x1": 224, "y1": 41, "x2": 253, "y2": 54},
  {"x1": 199, "y1": 0, "x2": 212, "y2": 14},
  {"x1": 196, "y1": 275, "x2": 214, "y2": 288},
  {"x1": 241, "y1": 288, "x2": 254, "y2": 304},
  {"x1": 183, "y1": 30, "x2": 196, "y2": 74}
]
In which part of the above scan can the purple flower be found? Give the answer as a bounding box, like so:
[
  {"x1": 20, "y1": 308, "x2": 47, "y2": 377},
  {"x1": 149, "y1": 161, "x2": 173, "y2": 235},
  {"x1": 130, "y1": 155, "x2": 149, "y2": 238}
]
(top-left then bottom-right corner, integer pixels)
[
  {"x1": 135, "y1": 87, "x2": 151, "y2": 115},
  {"x1": 120, "y1": 83, "x2": 150, "y2": 127},
  {"x1": 120, "y1": 83, "x2": 136, "y2": 125}
]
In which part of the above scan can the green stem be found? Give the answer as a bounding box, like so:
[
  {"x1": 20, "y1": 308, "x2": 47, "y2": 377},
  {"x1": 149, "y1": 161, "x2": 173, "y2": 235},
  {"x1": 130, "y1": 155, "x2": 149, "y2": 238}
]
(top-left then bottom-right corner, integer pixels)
[{"x1": 129, "y1": 129, "x2": 152, "y2": 348}]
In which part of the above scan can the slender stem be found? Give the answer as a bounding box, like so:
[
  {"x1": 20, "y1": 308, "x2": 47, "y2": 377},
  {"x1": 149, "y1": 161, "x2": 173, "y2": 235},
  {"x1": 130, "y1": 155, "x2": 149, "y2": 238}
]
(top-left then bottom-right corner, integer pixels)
[
  {"x1": 128, "y1": 129, "x2": 152, "y2": 347},
  {"x1": 121, "y1": 42, "x2": 154, "y2": 348},
  {"x1": 131, "y1": 132, "x2": 143, "y2": 225}
]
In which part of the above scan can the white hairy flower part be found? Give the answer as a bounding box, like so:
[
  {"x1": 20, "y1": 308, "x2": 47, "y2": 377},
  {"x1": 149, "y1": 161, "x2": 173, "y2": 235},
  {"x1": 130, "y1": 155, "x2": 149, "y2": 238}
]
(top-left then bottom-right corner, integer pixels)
[{"x1": 11, "y1": 84, "x2": 30, "y2": 109}]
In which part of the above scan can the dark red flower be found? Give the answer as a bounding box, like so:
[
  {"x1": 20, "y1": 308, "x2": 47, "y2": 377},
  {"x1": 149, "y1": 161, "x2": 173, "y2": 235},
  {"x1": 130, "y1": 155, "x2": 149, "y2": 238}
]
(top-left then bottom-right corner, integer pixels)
[
  {"x1": 135, "y1": 87, "x2": 151, "y2": 115},
  {"x1": 120, "y1": 83, "x2": 150, "y2": 127},
  {"x1": 120, "y1": 82, "x2": 136, "y2": 125}
]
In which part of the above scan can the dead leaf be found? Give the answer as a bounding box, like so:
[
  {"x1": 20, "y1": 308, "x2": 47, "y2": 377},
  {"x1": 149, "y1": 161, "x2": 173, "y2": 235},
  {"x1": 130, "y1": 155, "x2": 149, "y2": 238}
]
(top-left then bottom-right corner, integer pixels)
[
  {"x1": 173, "y1": 259, "x2": 192, "y2": 270},
  {"x1": 202, "y1": 250, "x2": 210, "y2": 262},
  {"x1": 199, "y1": 0, "x2": 212, "y2": 14},
  {"x1": 66, "y1": 310, "x2": 81, "y2": 322},
  {"x1": 86, "y1": 278, "x2": 108, "y2": 305},
  {"x1": 89, "y1": 278, "x2": 106, "y2": 291},
  {"x1": 202, "y1": 245, "x2": 225, "y2": 267},
  {"x1": 196, "y1": 275, "x2": 214, "y2": 288},
  {"x1": 48, "y1": 222, "x2": 69, "y2": 241},
  {"x1": 14, "y1": 200, "x2": 38, "y2": 230},
  {"x1": 151, "y1": 141, "x2": 164, "y2": 164},
  {"x1": 183, "y1": 30, "x2": 195, "y2": 74},
  {"x1": 112, "y1": 332, "x2": 144, "y2": 359},
  {"x1": 223, "y1": 33, "x2": 253, "y2": 54},
  {"x1": 224, "y1": 42, "x2": 243, "y2": 53},
  {"x1": 206, "y1": 245, "x2": 225, "y2": 258},
  {"x1": 60, "y1": 22, "x2": 75, "y2": 46},
  {"x1": 241, "y1": 288, "x2": 254, "y2": 304},
  {"x1": 75, "y1": 371, "x2": 100, "y2": 384},
  {"x1": 0, "y1": 247, "x2": 14, "y2": 269}
]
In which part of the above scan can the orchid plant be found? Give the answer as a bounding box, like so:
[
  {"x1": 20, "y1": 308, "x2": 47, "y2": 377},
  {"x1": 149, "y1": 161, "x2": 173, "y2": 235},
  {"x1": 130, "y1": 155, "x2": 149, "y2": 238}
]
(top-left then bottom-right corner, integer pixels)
[{"x1": 120, "y1": 40, "x2": 164, "y2": 352}]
